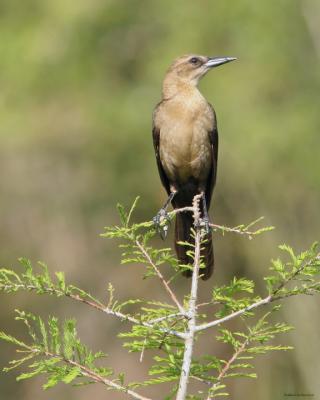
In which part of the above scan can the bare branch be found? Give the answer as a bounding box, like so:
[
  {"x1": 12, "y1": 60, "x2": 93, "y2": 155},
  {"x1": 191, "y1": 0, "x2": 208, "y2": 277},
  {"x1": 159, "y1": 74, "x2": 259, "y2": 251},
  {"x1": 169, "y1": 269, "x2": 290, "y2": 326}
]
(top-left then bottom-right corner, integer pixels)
[
  {"x1": 1, "y1": 282, "x2": 185, "y2": 339},
  {"x1": 176, "y1": 194, "x2": 203, "y2": 400},
  {"x1": 195, "y1": 296, "x2": 272, "y2": 333},
  {"x1": 170, "y1": 209, "x2": 272, "y2": 239},
  {"x1": 206, "y1": 339, "x2": 248, "y2": 399},
  {"x1": 135, "y1": 238, "x2": 186, "y2": 315},
  {"x1": 148, "y1": 313, "x2": 184, "y2": 324},
  {"x1": 210, "y1": 217, "x2": 273, "y2": 238},
  {"x1": 39, "y1": 349, "x2": 152, "y2": 400},
  {"x1": 169, "y1": 206, "x2": 195, "y2": 215},
  {"x1": 68, "y1": 292, "x2": 186, "y2": 338}
]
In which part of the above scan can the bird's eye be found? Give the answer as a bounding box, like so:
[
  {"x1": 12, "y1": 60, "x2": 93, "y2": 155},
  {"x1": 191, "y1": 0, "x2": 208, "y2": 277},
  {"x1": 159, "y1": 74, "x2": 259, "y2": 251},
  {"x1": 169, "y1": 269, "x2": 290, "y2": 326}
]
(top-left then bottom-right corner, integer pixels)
[{"x1": 189, "y1": 57, "x2": 199, "y2": 65}]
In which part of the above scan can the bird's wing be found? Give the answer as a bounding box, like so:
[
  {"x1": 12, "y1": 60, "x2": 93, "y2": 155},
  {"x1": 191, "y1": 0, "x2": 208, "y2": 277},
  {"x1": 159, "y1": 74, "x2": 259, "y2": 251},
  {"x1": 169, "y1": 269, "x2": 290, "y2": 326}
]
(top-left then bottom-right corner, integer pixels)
[
  {"x1": 152, "y1": 112, "x2": 171, "y2": 197},
  {"x1": 205, "y1": 119, "x2": 219, "y2": 208}
]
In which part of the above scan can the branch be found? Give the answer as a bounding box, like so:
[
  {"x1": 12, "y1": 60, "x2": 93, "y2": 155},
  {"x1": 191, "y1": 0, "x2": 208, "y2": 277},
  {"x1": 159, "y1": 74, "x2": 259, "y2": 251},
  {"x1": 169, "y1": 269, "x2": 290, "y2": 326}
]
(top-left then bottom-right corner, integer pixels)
[
  {"x1": 34, "y1": 348, "x2": 151, "y2": 400},
  {"x1": 271, "y1": 252, "x2": 320, "y2": 299},
  {"x1": 176, "y1": 194, "x2": 203, "y2": 400},
  {"x1": 1, "y1": 195, "x2": 319, "y2": 400},
  {"x1": 68, "y1": 291, "x2": 186, "y2": 339},
  {"x1": 210, "y1": 217, "x2": 274, "y2": 238},
  {"x1": 206, "y1": 339, "x2": 248, "y2": 400},
  {"x1": 148, "y1": 312, "x2": 184, "y2": 324},
  {"x1": 135, "y1": 238, "x2": 185, "y2": 315},
  {"x1": 171, "y1": 210, "x2": 273, "y2": 239},
  {"x1": 196, "y1": 252, "x2": 320, "y2": 333},
  {"x1": 1, "y1": 282, "x2": 185, "y2": 339},
  {"x1": 195, "y1": 296, "x2": 271, "y2": 332}
]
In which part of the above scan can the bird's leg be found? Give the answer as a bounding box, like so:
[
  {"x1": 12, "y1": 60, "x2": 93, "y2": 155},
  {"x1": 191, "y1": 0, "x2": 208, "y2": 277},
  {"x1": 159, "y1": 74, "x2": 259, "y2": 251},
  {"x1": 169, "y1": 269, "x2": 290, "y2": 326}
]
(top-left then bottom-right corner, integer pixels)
[
  {"x1": 153, "y1": 191, "x2": 176, "y2": 239},
  {"x1": 200, "y1": 192, "x2": 211, "y2": 234}
]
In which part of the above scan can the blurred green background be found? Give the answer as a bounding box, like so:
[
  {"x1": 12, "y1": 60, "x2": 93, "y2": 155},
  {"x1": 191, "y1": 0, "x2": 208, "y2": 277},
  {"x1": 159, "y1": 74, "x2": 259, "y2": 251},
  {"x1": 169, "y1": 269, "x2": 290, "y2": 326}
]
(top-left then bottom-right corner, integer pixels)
[{"x1": 0, "y1": 0, "x2": 319, "y2": 399}]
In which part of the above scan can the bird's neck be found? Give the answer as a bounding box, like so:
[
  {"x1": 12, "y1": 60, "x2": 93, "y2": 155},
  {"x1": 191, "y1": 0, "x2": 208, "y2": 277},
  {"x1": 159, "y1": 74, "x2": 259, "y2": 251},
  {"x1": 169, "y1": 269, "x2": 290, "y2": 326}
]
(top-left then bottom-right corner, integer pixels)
[{"x1": 162, "y1": 75, "x2": 200, "y2": 100}]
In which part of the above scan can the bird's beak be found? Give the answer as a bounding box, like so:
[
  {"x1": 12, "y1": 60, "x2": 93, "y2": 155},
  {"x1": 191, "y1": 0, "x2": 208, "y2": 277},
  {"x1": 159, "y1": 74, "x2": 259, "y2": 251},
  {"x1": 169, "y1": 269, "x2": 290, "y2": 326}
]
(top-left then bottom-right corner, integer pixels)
[{"x1": 204, "y1": 56, "x2": 237, "y2": 68}]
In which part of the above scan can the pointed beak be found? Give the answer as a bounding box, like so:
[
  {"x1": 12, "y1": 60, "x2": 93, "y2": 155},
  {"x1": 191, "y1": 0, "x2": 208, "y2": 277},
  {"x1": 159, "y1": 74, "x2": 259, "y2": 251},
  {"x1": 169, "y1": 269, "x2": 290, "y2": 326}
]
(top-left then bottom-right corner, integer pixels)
[{"x1": 204, "y1": 56, "x2": 237, "y2": 68}]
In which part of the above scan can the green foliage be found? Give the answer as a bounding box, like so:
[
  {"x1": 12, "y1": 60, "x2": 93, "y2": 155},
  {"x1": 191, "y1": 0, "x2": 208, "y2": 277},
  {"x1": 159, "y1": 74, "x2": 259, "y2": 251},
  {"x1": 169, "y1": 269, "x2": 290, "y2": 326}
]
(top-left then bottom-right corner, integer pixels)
[
  {"x1": 211, "y1": 217, "x2": 275, "y2": 239},
  {"x1": 0, "y1": 310, "x2": 112, "y2": 390},
  {"x1": 0, "y1": 199, "x2": 319, "y2": 399},
  {"x1": 102, "y1": 197, "x2": 182, "y2": 278},
  {"x1": 212, "y1": 277, "x2": 261, "y2": 318},
  {"x1": 264, "y1": 242, "x2": 320, "y2": 298},
  {"x1": 0, "y1": 256, "x2": 105, "y2": 307}
]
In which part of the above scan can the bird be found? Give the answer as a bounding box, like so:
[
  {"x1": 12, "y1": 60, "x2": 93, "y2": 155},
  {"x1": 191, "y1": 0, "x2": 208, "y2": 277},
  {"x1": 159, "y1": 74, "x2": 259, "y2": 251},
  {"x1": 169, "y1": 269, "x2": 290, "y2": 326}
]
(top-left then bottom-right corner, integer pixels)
[{"x1": 152, "y1": 54, "x2": 236, "y2": 280}]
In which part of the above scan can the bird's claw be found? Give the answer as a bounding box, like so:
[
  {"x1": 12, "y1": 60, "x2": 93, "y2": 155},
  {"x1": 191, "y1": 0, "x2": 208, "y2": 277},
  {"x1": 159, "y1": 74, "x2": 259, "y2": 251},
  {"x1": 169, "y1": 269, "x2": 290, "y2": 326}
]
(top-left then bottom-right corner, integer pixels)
[
  {"x1": 153, "y1": 209, "x2": 171, "y2": 239},
  {"x1": 200, "y1": 217, "x2": 211, "y2": 234},
  {"x1": 194, "y1": 217, "x2": 211, "y2": 234}
]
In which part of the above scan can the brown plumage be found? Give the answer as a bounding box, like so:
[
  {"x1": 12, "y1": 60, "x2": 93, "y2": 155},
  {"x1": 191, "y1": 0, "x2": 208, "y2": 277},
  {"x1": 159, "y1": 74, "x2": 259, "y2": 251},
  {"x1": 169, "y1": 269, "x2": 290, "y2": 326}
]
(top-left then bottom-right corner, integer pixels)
[{"x1": 152, "y1": 54, "x2": 236, "y2": 280}]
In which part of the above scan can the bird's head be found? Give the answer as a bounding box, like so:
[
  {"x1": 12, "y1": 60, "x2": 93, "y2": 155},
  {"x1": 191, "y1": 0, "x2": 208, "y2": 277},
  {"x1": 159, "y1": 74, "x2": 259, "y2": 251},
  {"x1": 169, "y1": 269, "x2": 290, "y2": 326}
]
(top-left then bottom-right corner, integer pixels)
[{"x1": 164, "y1": 54, "x2": 237, "y2": 91}]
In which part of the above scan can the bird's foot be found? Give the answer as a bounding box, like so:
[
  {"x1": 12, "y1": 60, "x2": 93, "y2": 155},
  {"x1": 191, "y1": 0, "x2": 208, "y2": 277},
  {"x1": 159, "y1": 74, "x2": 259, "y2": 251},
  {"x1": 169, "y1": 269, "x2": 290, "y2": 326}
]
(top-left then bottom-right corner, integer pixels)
[
  {"x1": 200, "y1": 217, "x2": 212, "y2": 235},
  {"x1": 153, "y1": 208, "x2": 171, "y2": 239}
]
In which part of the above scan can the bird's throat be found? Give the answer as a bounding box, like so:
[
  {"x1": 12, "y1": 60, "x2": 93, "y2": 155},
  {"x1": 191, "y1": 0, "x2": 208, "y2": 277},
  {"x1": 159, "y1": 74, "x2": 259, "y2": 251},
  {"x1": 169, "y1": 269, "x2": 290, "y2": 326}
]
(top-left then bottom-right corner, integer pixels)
[{"x1": 162, "y1": 74, "x2": 199, "y2": 100}]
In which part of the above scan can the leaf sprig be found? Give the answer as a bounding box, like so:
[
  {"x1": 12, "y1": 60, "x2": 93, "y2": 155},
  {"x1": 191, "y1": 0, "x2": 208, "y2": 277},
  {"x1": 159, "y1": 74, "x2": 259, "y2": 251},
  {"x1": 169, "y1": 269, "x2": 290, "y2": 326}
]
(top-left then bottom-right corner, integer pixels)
[{"x1": 0, "y1": 197, "x2": 319, "y2": 399}]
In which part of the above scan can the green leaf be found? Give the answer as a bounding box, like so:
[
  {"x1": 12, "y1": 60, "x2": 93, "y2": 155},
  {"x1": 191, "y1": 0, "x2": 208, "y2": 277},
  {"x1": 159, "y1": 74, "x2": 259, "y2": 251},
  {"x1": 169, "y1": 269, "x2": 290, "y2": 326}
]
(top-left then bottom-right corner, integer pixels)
[
  {"x1": 55, "y1": 272, "x2": 66, "y2": 292},
  {"x1": 225, "y1": 372, "x2": 257, "y2": 379},
  {"x1": 127, "y1": 197, "x2": 140, "y2": 226},
  {"x1": 43, "y1": 373, "x2": 60, "y2": 389},
  {"x1": 63, "y1": 367, "x2": 81, "y2": 384},
  {"x1": 39, "y1": 316, "x2": 48, "y2": 351},
  {"x1": 17, "y1": 365, "x2": 46, "y2": 381},
  {"x1": 49, "y1": 316, "x2": 60, "y2": 354},
  {"x1": 0, "y1": 331, "x2": 29, "y2": 349},
  {"x1": 63, "y1": 319, "x2": 77, "y2": 359},
  {"x1": 117, "y1": 203, "x2": 128, "y2": 226}
]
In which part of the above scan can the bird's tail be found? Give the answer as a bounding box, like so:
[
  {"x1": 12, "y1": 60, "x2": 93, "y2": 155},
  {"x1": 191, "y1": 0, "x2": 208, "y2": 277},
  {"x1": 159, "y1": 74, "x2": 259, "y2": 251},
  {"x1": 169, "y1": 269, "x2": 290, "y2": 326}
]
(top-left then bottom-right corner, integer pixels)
[{"x1": 174, "y1": 213, "x2": 214, "y2": 280}]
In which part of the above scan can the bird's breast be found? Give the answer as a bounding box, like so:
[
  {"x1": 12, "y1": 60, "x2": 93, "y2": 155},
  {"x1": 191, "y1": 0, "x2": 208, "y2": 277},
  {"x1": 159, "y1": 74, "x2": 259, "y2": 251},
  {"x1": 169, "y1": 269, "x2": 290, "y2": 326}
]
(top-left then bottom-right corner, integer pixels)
[{"x1": 158, "y1": 101, "x2": 213, "y2": 184}]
